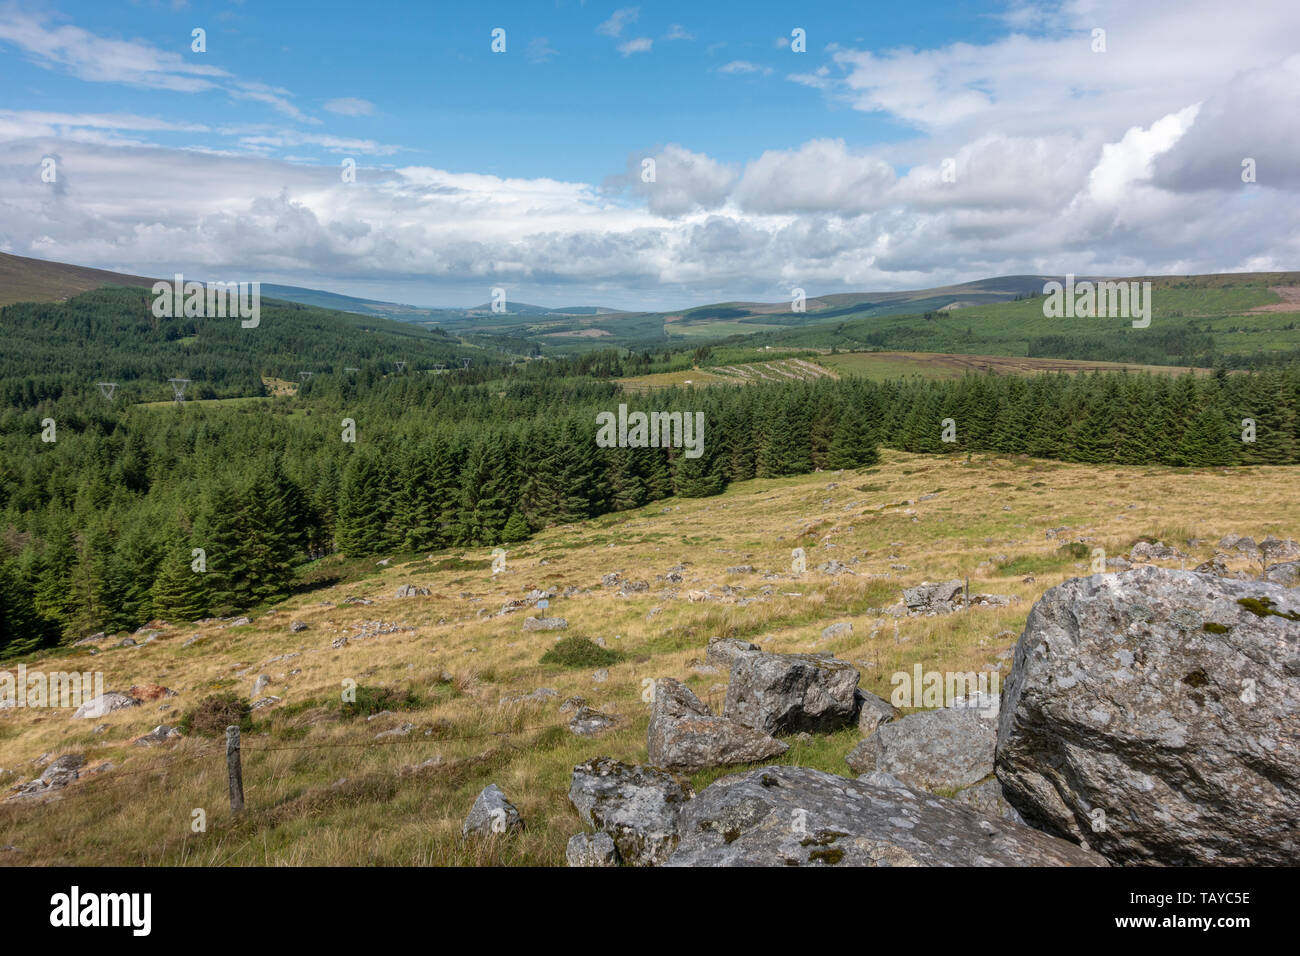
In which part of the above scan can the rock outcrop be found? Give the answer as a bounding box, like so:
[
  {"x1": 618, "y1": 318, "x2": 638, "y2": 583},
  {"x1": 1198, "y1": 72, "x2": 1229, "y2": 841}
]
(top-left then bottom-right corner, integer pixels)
[
  {"x1": 997, "y1": 566, "x2": 1300, "y2": 865},
  {"x1": 647, "y1": 678, "x2": 786, "y2": 772},
  {"x1": 665, "y1": 766, "x2": 1105, "y2": 866},
  {"x1": 461, "y1": 784, "x2": 524, "y2": 838}
]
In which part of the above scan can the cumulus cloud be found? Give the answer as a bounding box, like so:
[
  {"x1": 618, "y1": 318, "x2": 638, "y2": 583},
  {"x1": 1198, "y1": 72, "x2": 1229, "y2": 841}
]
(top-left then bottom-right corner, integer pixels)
[
  {"x1": 1, "y1": 0, "x2": 1297, "y2": 307},
  {"x1": 618, "y1": 38, "x2": 652, "y2": 56},
  {"x1": 719, "y1": 60, "x2": 771, "y2": 76},
  {"x1": 597, "y1": 8, "x2": 639, "y2": 38}
]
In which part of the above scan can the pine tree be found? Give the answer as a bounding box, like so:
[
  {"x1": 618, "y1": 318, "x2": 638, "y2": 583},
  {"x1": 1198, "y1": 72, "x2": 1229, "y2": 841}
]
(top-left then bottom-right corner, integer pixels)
[{"x1": 150, "y1": 541, "x2": 210, "y2": 622}]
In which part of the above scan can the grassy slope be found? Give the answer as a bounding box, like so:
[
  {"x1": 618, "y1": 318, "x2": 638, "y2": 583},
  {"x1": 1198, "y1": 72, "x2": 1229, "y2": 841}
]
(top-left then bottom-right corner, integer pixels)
[
  {"x1": 2, "y1": 449, "x2": 1297, "y2": 865},
  {"x1": 746, "y1": 277, "x2": 1300, "y2": 359},
  {"x1": 0, "y1": 252, "x2": 157, "y2": 307}
]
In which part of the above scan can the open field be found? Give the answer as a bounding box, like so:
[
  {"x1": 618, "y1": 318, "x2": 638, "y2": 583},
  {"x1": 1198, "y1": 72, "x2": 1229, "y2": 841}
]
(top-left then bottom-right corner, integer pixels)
[
  {"x1": 2, "y1": 449, "x2": 1296, "y2": 866},
  {"x1": 817, "y1": 351, "x2": 1210, "y2": 381}
]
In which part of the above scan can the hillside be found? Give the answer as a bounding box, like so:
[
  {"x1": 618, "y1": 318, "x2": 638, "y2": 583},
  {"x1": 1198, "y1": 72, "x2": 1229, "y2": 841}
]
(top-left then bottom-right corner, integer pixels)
[
  {"x1": 0, "y1": 251, "x2": 157, "y2": 307},
  {"x1": 0, "y1": 285, "x2": 485, "y2": 407},
  {"x1": 1, "y1": 449, "x2": 1296, "y2": 864}
]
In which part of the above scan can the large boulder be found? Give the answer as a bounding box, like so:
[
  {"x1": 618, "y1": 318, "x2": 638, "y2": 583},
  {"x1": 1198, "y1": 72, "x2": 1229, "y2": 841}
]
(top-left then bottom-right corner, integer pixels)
[
  {"x1": 647, "y1": 678, "x2": 787, "y2": 772},
  {"x1": 665, "y1": 766, "x2": 1105, "y2": 867},
  {"x1": 997, "y1": 566, "x2": 1300, "y2": 865},
  {"x1": 568, "y1": 758, "x2": 693, "y2": 866},
  {"x1": 724, "y1": 652, "x2": 859, "y2": 735},
  {"x1": 845, "y1": 695, "x2": 998, "y2": 792}
]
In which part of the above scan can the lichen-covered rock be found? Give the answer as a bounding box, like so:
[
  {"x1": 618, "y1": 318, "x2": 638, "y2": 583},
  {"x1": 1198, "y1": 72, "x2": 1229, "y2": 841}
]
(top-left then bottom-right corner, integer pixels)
[
  {"x1": 522, "y1": 616, "x2": 567, "y2": 632},
  {"x1": 705, "y1": 636, "x2": 760, "y2": 669},
  {"x1": 665, "y1": 766, "x2": 1105, "y2": 867},
  {"x1": 724, "y1": 652, "x2": 859, "y2": 735},
  {"x1": 70, "y1": 691, "x2": 139, "y2": 720},
  {"x1": 568, "y1": 706, "x2": 620, "y2": 737},
  {"x1": 1264, "y1": 560, "x2": 1300, "y2": 588},
  {"x1": 568, "y1": 757, "x2": 693, "y2": 866},
  {"x1": 997, "y1": 566, "x2": 1300, "y2": 865},
  {"x1": 565, "y1": 831, "x2": 620, "y2": 867},
  {"x1": 461, "y1": 784, "x2": 524, "y2": 838},
  {"x1": 395, "y1": 584, "x2": 431, "y2": 598},
  {"x1": 647, "y1": 678, "x2": 786, "y2": 772},
  {"x1": 821, "y1": 621, "x2": 853, "y2": 640},
  {"x1": 846, "y1": 694, "x2": 999, "y2": 792},
  {"x1": 903, "y1": 579, "x2": 965, "y2": 615},
  {"x1": 853, "y1": 688, "x2": 900, "y2": 737}
]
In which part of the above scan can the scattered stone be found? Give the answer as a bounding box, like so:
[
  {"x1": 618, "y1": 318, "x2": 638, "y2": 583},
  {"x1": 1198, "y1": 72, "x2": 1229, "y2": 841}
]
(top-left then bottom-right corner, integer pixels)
[
  {"x1": 903, "y1": 580, "x2": 964, "y2": 615},
  {"x1": 228, "y1": 616, "x2": 252, "y2": 627},
  {"x1": 559, "y1": 696, "x2": 587, "y2": 713},
  {"x1": 591, "y1": 668, "x2": 609, "y2": 683},
  {"x1": 821, "y1": 621, "x2": 853, "y2": 640},
  {"x1": 70, "y1": 692, "x2": 139, "y2": 720},
  {"x1": 647, "y1": 678, "x2": 787, "y2": 772},
  {"x1": 251, "y1": 674, "x2": 271, "y2": 697},
  {"x1": 133, "y1": 725, "x2": 182, "y2": 746},
  {"x1": 726, "y1": 565, "x2": 755, "y2": 574},
  {"x1": 665, "y1": 766, "x2": 1105, "y2": 867},
  {"x1": 601, "y1": 572, "x2": 622, "y2": 587},
  {"x1": 290, "y1": 621, "x2": 309, "y2": 633},
  {"x1": 250, "y1": 696, "x2": 281, "y2": 711},
  {"x1": 1129, "y1": 540, "x2": 1187, "y2": 562},
  {"x1": 705, "y1": 637, "x2": 760, "y2": 670},
  {"x1": 461, "y1": 784, "x2": 524, "y2": 838},
  {"x1": 522, "y1": 616, "x2": 568, "y2": 632},
  {"x1": 568, "y1": 758, "x2": 693, "y2": 866},
  {"x1": 817, "y1": 560, "x2": 856, "y2": 576},
  {"x1": 375, "y1": 723, "x2": 415, "y2": 739},
  {"x1": 569, "y1": 706, "x2": 620, "y2": 737}
]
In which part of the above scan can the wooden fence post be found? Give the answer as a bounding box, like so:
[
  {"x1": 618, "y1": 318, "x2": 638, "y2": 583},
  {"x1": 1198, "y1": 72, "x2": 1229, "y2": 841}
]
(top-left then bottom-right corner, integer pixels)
[{"x1": 226, "y1": 725, "x2": 245, "y2": 813}]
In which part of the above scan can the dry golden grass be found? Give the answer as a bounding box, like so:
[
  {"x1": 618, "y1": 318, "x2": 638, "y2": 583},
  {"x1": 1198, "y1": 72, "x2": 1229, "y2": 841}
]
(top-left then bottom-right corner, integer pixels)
[{"x1": 2, "y1": 449, "x2": 1297, "y2": 866}]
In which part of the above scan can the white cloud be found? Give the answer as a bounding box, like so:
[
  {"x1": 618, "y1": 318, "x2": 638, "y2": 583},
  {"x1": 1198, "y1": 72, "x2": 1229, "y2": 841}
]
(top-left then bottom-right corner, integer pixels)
[
  {"x1": 618, "y1": 38, "x2": 652, "y2": 56},
  {"x1": 0, "y1": 9, "x2": 314, "y2": 122},
  {"x1": 597, "y1": 8, "x2": 639, "y2": 38},
  {"x1": 719, "y1": 61, "x2": 772, "y2": 76},
  {"x1": 527, "y1": 37, "x2": 558, "y2": 63},
  {"x1": 663, "y1": 24, "x2": 694, "y2": 41},
  {"x1": 324, "y1": 97, "x2": 375, "y2": 116}
]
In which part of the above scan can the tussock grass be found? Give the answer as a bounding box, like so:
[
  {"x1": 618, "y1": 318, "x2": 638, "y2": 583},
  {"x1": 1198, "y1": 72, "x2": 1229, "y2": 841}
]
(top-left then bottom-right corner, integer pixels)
[{"x1": 2, "y1": 449, "x2": 1297, "y2": 865}]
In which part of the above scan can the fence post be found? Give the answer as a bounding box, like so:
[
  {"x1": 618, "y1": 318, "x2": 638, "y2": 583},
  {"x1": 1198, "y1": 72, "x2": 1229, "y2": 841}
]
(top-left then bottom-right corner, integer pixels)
[{"x1": 226, "y1": 725, "x2": 245, "y2": 813}]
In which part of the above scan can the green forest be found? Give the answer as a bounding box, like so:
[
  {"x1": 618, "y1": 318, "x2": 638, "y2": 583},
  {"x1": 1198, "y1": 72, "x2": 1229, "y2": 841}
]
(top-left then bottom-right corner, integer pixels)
[{"x1": 2, "y1": 286, "x2": 1298, "y2": 657}]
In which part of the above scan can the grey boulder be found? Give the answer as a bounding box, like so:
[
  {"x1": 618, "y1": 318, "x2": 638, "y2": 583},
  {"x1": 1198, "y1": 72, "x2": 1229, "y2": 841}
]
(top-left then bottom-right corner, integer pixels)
[
  {"x1": 70, "y1": 691, "x2": 139, "y2": 720},
  {"x1": 461, "y1": 784, "x2": 524, "y2": 838},
  {"x1": 997, "y1": 566, "x2": 1300, "y2": 865},
  {"x1": 647, "y1": 678, "x2": 787, "y2": 772},
  {"x1": 724, "y1": 652, "x2": 860, "y2": 735},
  {"x1": 665, "y1": 766, "x2": 1104, "y2": 867},
  {"x1": 845, "y1": 695, "x2": 999, "y2": 792},
  {"x1": 568, "y1": 757, "x2": 693, "y2": 866},
  {"x1": 565, "y1": 831, "x2": 620, "y2": 867}
]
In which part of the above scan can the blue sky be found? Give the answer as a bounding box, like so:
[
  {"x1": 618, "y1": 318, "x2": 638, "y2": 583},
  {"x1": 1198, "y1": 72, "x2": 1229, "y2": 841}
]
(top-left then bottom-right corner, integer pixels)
[{"x1": 1, "y1": 1, "x2": 1297, "y2": 308}]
